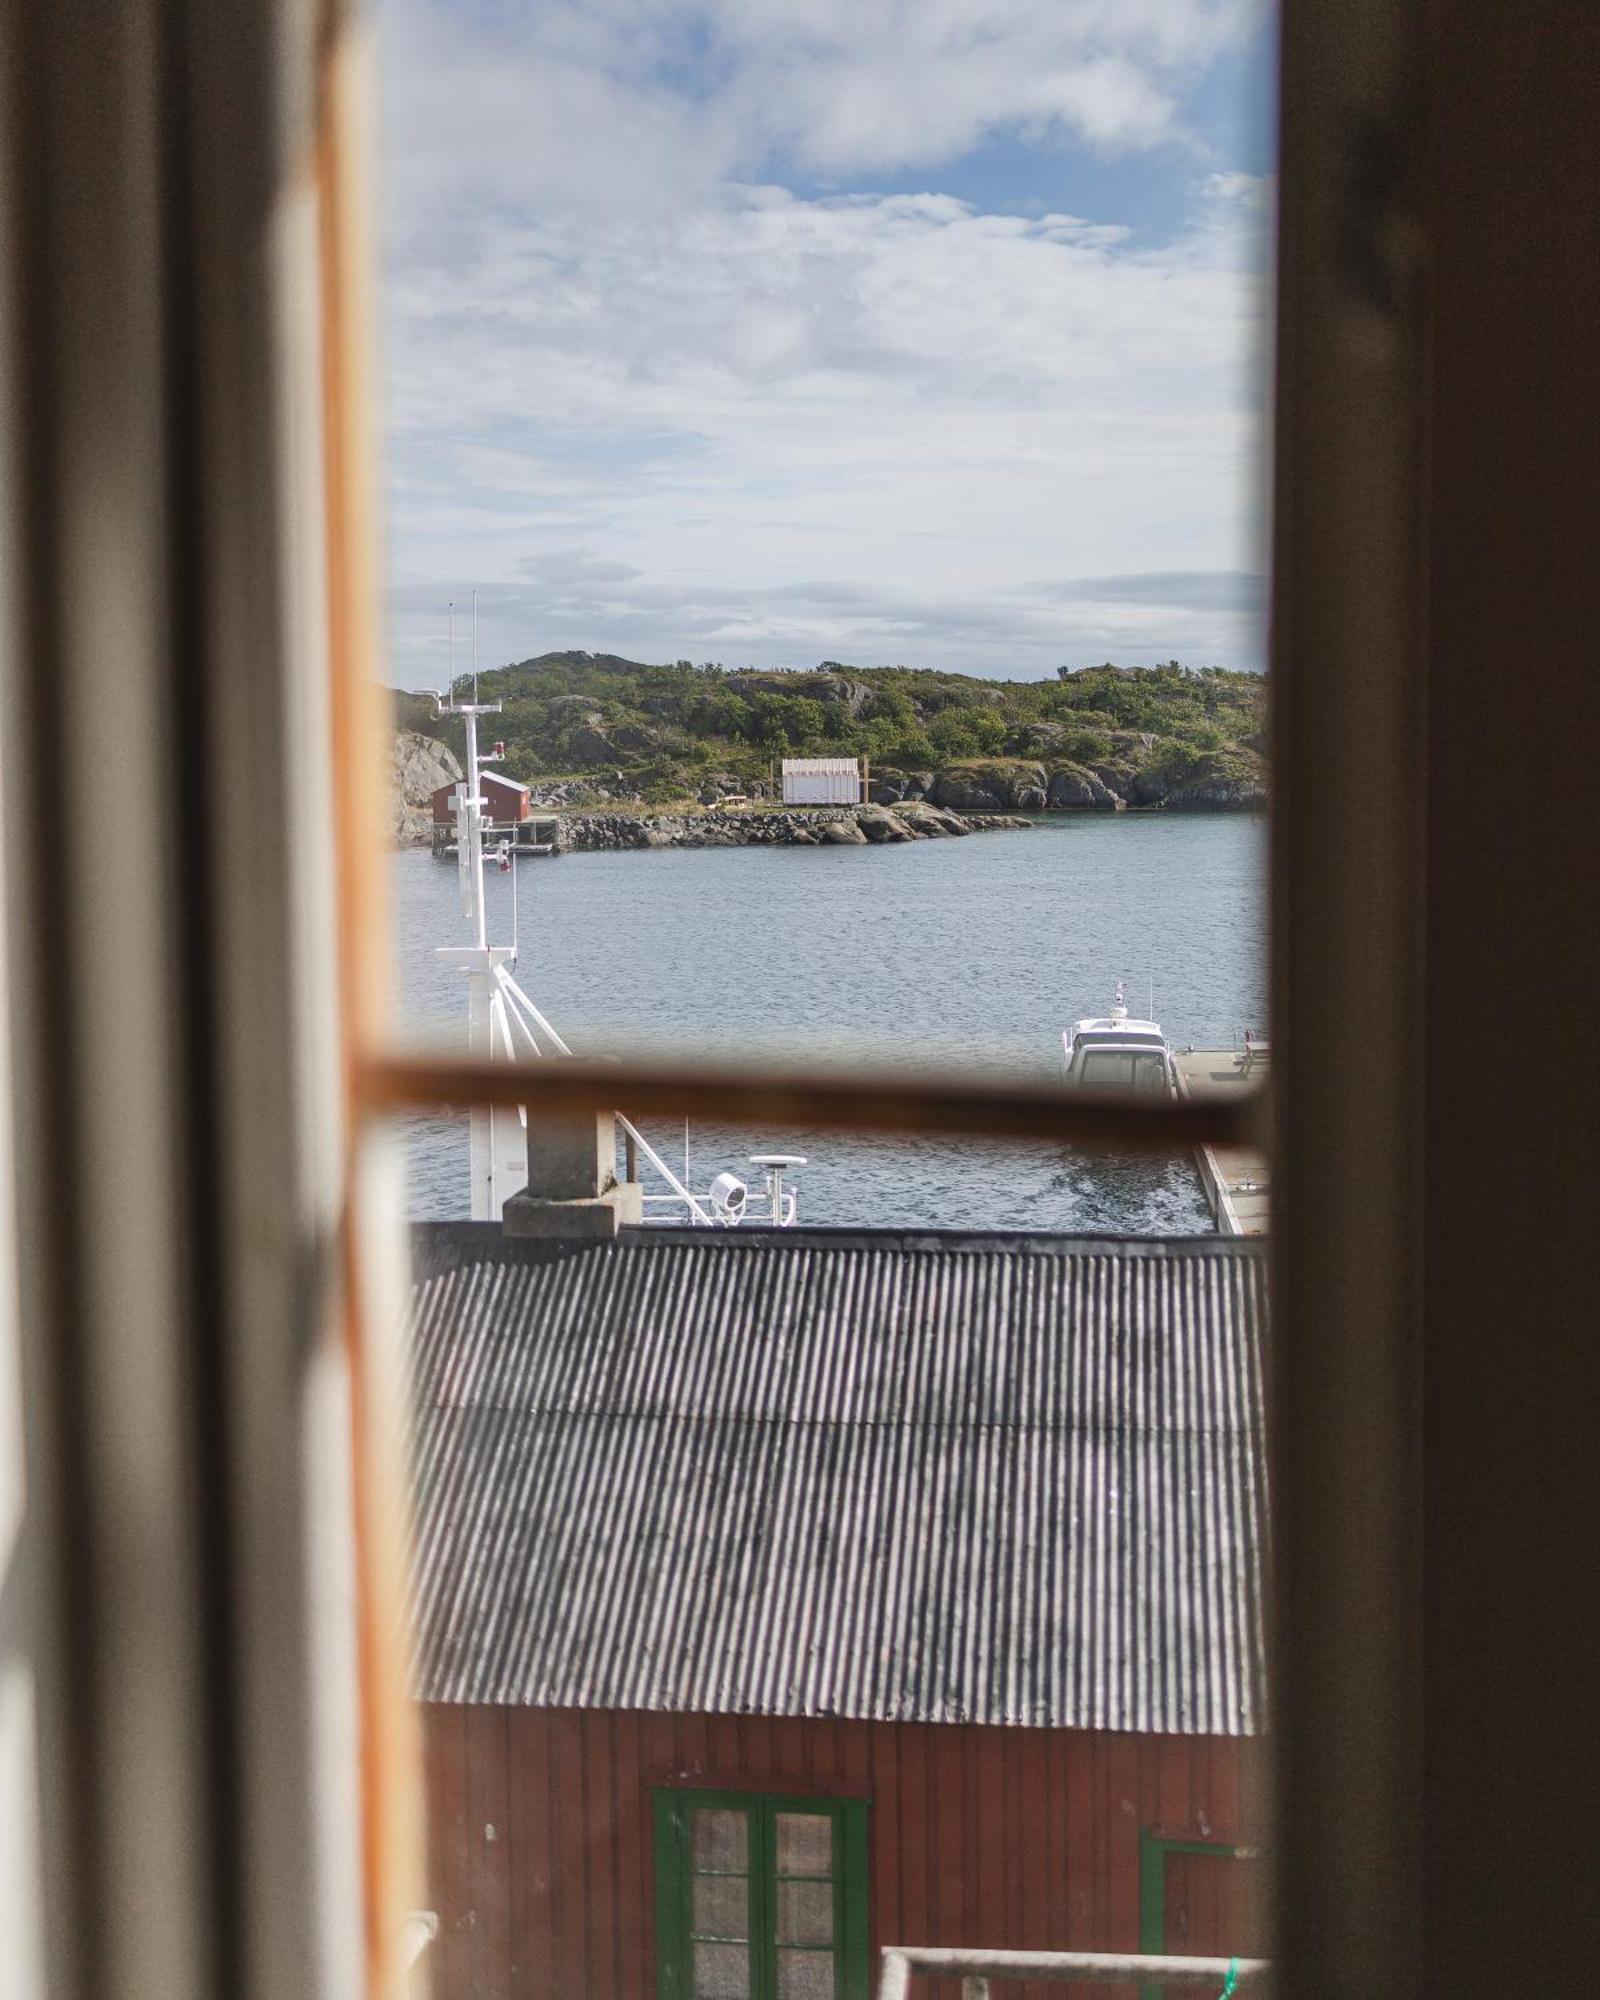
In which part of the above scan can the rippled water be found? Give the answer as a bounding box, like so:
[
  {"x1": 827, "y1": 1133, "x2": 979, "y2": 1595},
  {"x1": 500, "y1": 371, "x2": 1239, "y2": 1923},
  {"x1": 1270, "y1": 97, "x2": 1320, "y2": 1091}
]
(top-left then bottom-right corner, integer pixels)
[{"x1": 393, "y1": 812, "x2": 1266, "y2": 1231}]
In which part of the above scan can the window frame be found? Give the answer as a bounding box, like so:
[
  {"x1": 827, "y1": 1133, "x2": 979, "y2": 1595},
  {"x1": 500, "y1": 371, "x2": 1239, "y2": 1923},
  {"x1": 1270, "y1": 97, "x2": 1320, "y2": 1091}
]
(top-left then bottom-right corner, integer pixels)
[
  {"x1": 7, "y1": 0, "x2": 1595, "y2": 1995},
  {"x1": 653, "y1": 1787, "x2": 871, "y2": 2000}
]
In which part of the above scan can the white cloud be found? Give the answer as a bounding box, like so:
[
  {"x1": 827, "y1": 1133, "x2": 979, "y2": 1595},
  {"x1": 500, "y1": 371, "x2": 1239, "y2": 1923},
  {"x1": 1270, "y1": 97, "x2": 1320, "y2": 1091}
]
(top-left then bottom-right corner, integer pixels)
[
  {"x1": 375, "y1": 0, "x2": 1272, "y2": 684},
  {"x1": 379, "y1": 0, "x2": 1261, "y2": 221}
]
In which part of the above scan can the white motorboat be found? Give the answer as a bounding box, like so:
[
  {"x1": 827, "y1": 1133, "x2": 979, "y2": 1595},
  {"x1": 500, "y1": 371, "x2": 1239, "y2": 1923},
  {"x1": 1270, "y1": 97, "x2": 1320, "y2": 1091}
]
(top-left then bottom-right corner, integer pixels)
[{"x1": 1061, "y1": 983, "x2": 1177, "y2": 1096}]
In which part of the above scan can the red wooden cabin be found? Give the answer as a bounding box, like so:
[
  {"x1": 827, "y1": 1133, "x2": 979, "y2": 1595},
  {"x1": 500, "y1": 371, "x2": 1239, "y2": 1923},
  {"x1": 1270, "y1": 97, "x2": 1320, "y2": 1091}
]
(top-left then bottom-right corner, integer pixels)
[
  {"x1": 406, "y1": 1227, "x2": 1269, "y2": 1999},
  {"x1": 432, "y1": 769, "x2": 532, "y2": 825}
]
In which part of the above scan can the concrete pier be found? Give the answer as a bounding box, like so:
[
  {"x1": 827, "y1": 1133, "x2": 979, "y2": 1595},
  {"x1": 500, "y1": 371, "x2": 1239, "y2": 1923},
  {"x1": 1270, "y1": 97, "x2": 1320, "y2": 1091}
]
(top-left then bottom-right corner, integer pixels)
[{"x1": 1172, "y1": 1047, "x2": 1269, "y2": 1236}]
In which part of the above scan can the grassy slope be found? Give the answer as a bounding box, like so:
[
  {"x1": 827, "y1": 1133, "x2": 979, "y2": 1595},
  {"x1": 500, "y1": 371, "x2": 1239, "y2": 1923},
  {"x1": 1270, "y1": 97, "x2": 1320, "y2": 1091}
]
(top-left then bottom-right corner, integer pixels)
[{"x1": 394, "y1": 653, "x2": 1265, "y2": 807}]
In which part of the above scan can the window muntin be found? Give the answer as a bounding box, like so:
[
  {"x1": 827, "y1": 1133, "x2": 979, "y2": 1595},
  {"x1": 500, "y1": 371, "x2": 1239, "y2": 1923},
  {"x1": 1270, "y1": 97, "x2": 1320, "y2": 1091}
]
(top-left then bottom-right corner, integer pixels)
[{"x1": 656, "y1": 1791, "x2": 868, "y2": 2000}]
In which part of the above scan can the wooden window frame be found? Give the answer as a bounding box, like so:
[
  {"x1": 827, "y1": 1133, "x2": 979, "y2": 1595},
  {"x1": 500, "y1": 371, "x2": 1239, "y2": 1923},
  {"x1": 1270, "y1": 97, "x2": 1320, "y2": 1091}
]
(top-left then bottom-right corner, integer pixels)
[
  {"x1": 653, "y1": 1788, "x2": 871, "y2": 2000},
  {"x1": 4, "y1": 1, "x2": 1596, "y2": 1997}
]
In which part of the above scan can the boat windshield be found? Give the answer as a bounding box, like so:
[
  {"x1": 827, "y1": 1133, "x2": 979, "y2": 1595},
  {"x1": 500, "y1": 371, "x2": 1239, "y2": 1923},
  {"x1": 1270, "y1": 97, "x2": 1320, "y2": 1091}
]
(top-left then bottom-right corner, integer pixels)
[{"x1": 1077, "y1": 1049, "x2": 1171, "y2": 1094}]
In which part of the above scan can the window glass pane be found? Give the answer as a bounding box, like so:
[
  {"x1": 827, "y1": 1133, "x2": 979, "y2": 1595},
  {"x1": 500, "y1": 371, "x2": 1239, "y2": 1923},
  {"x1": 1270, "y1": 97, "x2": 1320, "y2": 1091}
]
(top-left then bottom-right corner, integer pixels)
[
  {"x1": 693, "y1": 1873, "x2": 750, "y2": 1942},
  {"x1": 379, "y1": 0, "x2": 1273, "y2": 1241},
  {"x1": 777, "y1": 1949, "x2": 837, "y2": 1999},
  {"x1": 776, "y1": 1879, "x2": 834, "y2": 1947},
  {"x1": 693, "y1": 1806, "x2": 748, "y2": 1874},
  {"x1": 774, "y1": 1812, "x2": 833, "y2": 1879},
  {"x1": 1078, "y1": 1050, "x2": 1172, "y2": 1092},
  {"x1": 694, "y1": 1940, "x2": 752, "y2": 1999},
  {"x1": 379, "y1": 0, "x2": 1281, "y2": 1983}
]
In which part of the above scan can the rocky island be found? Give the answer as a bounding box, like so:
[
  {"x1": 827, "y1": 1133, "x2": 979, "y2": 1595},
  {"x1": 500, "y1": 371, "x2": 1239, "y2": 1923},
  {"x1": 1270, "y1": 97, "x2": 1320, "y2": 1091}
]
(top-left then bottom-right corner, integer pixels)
[{"x1": 391, "y1": 652, "x2": 1265, "y2": 846}]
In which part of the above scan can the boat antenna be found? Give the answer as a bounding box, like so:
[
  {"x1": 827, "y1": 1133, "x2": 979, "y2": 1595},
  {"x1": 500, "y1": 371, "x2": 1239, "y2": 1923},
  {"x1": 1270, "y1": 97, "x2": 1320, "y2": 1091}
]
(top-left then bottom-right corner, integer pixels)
[
  {"x1": 472, "y1": 587, "x2": 479, "y2": 704},
  {"x1": 448, "y1": 599, "x2": 454, "y2": 688}
]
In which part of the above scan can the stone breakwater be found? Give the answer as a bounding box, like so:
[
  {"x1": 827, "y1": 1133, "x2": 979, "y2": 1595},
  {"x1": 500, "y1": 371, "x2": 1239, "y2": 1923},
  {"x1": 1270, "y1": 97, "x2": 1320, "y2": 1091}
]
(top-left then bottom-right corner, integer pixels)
[{"x1": 555, "y1": 801, "x2": 1032, "y2": 853}]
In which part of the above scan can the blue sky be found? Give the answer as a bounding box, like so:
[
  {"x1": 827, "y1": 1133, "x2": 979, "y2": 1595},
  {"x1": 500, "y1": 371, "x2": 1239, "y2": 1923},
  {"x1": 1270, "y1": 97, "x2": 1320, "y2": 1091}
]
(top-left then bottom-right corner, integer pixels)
[{"x1": 377, "y1": 0, "x2": 1275, "y2": 688}]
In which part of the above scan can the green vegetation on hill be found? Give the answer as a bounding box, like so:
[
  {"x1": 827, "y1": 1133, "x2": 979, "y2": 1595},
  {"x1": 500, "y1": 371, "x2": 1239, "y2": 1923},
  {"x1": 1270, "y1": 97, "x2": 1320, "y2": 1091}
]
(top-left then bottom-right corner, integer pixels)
[{"x1": 394, "y1": 653, "x2": 1266, "y2": 810}]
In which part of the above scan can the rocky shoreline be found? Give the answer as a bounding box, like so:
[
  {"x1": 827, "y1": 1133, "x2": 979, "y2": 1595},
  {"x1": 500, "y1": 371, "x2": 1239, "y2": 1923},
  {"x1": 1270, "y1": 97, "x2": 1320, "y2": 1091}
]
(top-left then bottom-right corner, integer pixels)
[
  {"x1": 552, "y1": 801, "x2": 1031, "y2": 852},
  {"x1": 389, "y1": 728, "x2": 1265, "y2": 851}
]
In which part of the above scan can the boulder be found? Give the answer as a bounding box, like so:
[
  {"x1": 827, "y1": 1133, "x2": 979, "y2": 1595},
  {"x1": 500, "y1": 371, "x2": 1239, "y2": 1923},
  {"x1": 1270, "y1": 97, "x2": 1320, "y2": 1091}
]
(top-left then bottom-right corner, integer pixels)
[
  {"x1": 817, "y1": 819, "x2": 868, "y2": 844},
  {"x1": 867, "y1": 775, "x2": 907, "y2": 804},
  {"x1": 1001, "y1": 763, "x2": 1047, "y2": 806},
  {"x1": 1047, "y1": 763, "x2": 1119, "y2": 809},
  {"x1": 815, "y1": 672, "x2": 873, "y2": 715},
  {"x1": 896, "y1": 801, "x2": 949, "y2": 837},
  {"x1": 929, "y1": 770, "x2": 1007, "y2": 812},
  {"x1": 727, "y1": 670, "x2": 871, "y2": 714},
  {"x1": 1089, "y1": 762, "x2": 1136, "y2": 801},
  {"x1": 857, "y1": 807, "x2": 914, "y2": 843},
  {"x1": 1013, "y1": 785, "x2": 1047, "y2": 812}
]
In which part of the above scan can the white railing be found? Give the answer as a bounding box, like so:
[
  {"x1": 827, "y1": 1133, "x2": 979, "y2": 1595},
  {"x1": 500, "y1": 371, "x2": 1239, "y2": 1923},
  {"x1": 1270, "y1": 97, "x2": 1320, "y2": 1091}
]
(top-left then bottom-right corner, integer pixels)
[{"x1": 876, "y1": 1946, "x2": 1270, "y2": 1999}]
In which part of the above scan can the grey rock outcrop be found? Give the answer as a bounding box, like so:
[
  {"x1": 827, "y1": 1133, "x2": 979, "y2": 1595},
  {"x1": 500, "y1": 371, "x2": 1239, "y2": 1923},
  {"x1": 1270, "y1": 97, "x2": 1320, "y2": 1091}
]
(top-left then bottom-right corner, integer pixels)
[
  {"x1": 548, "y1": 695, "x2": 603, "y2": 724},
  {"x1": 608, "y1": 721, "x2": 659, "y2": 754},
  {"x1": 897, "y1": 801, "x2": 968, "y2": 837},
  {"x1": 570, "y1": 724, "x2": 618, "y2": 765},
  {"x1": 928, "y1": 770, "x2": 1008, "y2": 812},
  {"x1": 390, "y1": 731, "x2": 462, "y2": 844},
  {"x1": 1046, "y1": 763, "x2": 1120, "y2": 809},
  {"x1": 551, "y1": 805, "x2": 1031, "y2": 852},
  {"x1": 1164, "y1": 755, "x2": 1267, "y2": 811}
]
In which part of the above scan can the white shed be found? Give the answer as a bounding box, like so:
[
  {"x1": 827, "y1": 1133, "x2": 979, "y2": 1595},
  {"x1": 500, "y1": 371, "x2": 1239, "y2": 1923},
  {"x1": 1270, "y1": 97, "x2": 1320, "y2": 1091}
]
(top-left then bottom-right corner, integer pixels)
[{"x1": 782, "y1": 756, "x2": 862, "y2": 805}]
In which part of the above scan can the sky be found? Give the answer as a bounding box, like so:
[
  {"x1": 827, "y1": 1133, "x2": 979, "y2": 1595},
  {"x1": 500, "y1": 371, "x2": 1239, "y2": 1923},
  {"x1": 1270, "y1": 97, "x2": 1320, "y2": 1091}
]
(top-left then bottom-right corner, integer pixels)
[{"x1": 376, "y1": 0, "x2": 1275, "y2": 689}]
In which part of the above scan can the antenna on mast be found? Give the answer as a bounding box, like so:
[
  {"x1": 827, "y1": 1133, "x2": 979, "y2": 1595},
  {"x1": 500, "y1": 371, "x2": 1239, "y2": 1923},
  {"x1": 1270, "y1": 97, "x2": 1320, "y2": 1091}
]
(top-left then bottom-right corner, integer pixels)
[
  {"x1": 472, "y1": 588, "x2": 479, "y2": 703},
  {"x1": 448, "y1": 600, "x2": 454, "y2": 690}
]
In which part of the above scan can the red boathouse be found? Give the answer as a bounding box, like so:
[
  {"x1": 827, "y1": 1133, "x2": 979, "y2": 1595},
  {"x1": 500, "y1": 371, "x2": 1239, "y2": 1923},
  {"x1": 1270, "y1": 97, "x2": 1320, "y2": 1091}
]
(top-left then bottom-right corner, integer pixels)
[{"x1": 405, "y1": 1226, "x2": 1270, "y2": 1998}]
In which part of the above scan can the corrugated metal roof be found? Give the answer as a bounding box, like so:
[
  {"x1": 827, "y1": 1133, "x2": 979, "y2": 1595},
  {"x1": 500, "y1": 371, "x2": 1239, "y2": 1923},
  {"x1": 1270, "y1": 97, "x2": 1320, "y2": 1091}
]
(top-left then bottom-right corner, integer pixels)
[
  {"x1": 405, "y1": 1226, "x2": 1268, "y2": 1735},
  {"x1": 430, "y1": 771, "x2": 530, "y2": 797}
]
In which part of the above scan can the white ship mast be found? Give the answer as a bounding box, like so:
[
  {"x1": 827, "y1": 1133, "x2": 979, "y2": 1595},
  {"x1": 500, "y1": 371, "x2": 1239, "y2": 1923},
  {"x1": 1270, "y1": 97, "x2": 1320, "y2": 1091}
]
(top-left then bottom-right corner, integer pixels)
[{"x1": 428, "y1": 608, "x2": 802, "y2": 1227}]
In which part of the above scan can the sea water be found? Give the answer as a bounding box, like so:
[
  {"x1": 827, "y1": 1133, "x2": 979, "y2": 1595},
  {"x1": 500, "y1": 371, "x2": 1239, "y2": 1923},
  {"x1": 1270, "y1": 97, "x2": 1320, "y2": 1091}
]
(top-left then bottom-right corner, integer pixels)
[{"x1": 392, "y1": 812, "x2": 1267, "y2": 1233}]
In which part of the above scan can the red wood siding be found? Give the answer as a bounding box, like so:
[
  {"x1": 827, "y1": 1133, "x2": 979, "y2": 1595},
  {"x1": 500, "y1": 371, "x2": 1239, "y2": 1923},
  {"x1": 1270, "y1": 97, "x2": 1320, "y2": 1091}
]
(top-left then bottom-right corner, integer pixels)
[
  {"x1": 1161, "y1": 1850, "x2": 1267, "y2": 1998},
  {"x1": 483, "y1": 774, "x2": 530, "y2": 822},
  {"x1": 420, "y1": 1706, "x2": 1264, "y2": 2000},
  {"x1": 430, "y1": 775, "x2": 531, "y2": 823}
]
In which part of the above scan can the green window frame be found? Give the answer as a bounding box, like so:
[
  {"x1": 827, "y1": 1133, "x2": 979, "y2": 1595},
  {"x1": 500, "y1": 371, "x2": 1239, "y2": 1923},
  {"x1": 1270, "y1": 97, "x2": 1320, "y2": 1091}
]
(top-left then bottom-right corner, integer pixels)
[
  {"x1": 1138, "y1": 1830, "x2": 1260, "y2": 2000},
  {"x1": 654, "y1": 1788, "x2": 870, "y2": 2000}
]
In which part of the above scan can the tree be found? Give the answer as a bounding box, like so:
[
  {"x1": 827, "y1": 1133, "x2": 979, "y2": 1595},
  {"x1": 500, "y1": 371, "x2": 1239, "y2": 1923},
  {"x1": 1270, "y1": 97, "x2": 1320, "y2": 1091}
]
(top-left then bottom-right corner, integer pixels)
[{"x1": 928, "y1": 710, "x2": 980, "y2": 761}]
